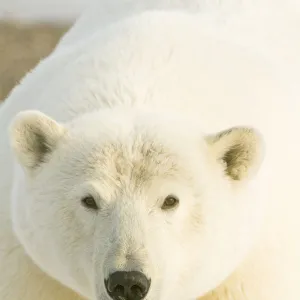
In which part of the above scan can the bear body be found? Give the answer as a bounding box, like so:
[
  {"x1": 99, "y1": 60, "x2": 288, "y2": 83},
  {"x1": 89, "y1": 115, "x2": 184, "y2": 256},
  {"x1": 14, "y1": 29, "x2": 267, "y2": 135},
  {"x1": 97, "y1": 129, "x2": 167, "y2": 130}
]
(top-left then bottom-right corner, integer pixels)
[{"x1": 0, "y1": 1, "x2": 300, "y2": 300}]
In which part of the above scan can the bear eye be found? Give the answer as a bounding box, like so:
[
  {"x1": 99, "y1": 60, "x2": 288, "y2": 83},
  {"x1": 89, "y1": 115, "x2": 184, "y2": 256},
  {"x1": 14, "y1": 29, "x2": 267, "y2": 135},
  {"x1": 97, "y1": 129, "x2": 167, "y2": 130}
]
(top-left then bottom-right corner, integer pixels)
[
  {"x1": 161, "y1": 195, "x2": 179, "y2": 210},
  {"x1": 81, "y1": 196, "x2": 99, "y2": 210}
]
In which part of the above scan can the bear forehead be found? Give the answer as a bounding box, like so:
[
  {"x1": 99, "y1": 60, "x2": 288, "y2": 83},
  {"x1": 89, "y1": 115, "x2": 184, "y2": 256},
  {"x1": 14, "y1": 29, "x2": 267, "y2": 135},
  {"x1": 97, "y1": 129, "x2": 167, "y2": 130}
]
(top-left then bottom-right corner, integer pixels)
[
  {"x1": 93, "y1": 139, "x2": 181, "y2": 187},
  {"x1": 65, "y1": 134, "x2": 191, "y2": 191}
]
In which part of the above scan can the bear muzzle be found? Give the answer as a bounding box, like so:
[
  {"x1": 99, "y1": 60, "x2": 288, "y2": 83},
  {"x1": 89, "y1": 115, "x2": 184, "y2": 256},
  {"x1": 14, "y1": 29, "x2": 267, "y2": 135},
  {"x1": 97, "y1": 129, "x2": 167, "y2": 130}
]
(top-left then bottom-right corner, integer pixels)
[{"x1": 104, "y1": 271, "x2": 151, "y2": 300}]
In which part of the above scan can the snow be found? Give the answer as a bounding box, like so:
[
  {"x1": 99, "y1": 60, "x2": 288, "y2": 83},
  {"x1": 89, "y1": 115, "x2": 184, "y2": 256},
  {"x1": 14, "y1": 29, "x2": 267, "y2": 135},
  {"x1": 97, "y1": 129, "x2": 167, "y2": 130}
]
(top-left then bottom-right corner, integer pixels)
[{"x1": 0, "y1": 0, "x2": 88, "y2": 22}]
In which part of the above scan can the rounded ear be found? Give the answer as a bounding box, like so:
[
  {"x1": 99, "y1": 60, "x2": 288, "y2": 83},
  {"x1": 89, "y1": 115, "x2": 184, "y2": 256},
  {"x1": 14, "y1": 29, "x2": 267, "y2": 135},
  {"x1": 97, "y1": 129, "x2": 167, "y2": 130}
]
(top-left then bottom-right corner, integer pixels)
[
  {"x1": 9, "y1": 110, "x2": 66, "y2": 172},
  {"x1": 205, "y1": 127, "x2": 265, "y2": 181}
]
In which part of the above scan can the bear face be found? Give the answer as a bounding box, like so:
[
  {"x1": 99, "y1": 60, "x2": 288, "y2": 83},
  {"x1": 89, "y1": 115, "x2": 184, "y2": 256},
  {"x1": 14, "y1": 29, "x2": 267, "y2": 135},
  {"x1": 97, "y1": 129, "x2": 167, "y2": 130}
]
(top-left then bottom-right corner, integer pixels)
[{"x1": 9, "y1": 108, "x2": 265, "y2": 300}]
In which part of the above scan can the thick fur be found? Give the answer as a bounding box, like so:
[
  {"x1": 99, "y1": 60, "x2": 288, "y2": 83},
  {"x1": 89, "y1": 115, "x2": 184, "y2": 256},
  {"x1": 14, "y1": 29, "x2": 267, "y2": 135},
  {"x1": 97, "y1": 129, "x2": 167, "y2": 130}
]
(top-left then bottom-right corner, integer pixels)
[{"x1": 0, "y1": 1, "x2": 300, "y2": 300}]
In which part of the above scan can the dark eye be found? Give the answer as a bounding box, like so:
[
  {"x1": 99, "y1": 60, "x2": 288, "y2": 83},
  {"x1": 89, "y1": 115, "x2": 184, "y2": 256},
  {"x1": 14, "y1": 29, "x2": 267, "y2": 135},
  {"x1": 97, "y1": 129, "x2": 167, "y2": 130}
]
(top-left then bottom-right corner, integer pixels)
[
  {"x1": 81, "y1": 196, "x2": 99, "y2": 210},
  {"x1": 161, "y1": 195, "x2": 179, "y2": 210}
]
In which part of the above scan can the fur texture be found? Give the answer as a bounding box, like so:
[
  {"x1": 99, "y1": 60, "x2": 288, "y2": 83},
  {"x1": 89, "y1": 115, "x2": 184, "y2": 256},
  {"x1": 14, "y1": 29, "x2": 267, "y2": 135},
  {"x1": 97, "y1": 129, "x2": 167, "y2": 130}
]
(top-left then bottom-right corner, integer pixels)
[{"x1": 0, "y1": 1, "x2": 300, "y2": 300}]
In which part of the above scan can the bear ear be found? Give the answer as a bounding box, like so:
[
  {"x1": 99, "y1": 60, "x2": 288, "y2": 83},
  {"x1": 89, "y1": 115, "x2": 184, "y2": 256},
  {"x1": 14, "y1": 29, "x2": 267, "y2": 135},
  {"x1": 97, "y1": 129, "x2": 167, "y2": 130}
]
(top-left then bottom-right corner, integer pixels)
[
  {"x1": 205, "y1": 127, "x2": 265, "y2": 181},
  {"x1": 9, "y1": 110, "x2": 66, "y2": 172}
]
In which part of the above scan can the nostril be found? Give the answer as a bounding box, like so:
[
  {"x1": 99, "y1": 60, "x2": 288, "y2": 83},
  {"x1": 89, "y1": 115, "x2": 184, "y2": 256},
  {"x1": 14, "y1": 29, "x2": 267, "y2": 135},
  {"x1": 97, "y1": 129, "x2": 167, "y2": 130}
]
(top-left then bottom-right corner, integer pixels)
[
  {"x1": 104, "y1": 271, "x2": 151, "y2": 300},
  {"x1": 114, "y1": 285, "x2": 125, "y2": 295},
  {"x1": 131, "y1": 285, "x2": 143, "y2": 298}
]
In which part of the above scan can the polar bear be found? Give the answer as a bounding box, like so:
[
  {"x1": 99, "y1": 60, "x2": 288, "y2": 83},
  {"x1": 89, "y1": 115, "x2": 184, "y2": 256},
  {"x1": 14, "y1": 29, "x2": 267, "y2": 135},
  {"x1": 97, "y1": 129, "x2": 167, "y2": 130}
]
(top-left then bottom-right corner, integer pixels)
[{"x1": 0, "y1": 1, "x2": 300, "y2": 300}]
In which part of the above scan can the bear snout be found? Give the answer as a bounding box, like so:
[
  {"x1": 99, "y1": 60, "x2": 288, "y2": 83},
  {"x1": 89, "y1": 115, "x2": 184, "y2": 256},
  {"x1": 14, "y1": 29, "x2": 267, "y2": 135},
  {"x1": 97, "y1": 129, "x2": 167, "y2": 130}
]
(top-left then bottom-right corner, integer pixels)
[{"x1": 104, "y1": 271, "x2": 151, "y2": 300}]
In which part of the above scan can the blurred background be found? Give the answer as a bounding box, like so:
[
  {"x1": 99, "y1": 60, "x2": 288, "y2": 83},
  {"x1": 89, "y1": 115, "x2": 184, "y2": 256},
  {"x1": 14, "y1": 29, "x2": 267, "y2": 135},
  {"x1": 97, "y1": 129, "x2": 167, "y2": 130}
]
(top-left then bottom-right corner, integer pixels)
[{"x1": 0, "y1": 0, "x2": 89, "y2": 101}]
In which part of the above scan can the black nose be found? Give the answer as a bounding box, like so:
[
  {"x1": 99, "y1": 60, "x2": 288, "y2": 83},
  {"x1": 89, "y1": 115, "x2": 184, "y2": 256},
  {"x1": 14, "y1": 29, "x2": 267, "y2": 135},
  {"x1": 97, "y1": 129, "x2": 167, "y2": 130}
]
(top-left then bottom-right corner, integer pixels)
[{"x1": 105, "y1": 271, "x2": 151, "y2": 300}]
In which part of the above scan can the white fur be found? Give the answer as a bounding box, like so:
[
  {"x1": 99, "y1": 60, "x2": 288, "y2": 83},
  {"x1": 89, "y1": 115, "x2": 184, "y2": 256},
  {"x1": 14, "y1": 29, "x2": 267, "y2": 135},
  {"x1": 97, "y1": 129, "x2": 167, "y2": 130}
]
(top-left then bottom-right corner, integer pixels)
[{"x1": 0, "y1": 1, "x2": 300, "y2": 300}]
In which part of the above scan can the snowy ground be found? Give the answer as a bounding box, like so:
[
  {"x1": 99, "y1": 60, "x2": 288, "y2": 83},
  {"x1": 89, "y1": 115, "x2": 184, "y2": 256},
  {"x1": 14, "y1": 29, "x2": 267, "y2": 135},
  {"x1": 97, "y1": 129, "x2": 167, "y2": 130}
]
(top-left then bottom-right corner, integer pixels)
[
  {"x1": 0, "y1": 0, "x2": 73, "y2": 101},
  {"x1": 0, "y1": 0, "x2": 87, "y2": 22}
]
